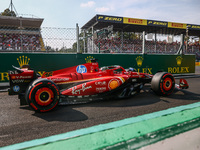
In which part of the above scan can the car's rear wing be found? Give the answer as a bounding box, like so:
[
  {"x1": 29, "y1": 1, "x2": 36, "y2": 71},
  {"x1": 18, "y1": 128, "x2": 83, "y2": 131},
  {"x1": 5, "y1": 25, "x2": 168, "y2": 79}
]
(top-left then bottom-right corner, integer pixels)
[{"x1": 8, "y1": 66, "x2": 38, "y2": 95}]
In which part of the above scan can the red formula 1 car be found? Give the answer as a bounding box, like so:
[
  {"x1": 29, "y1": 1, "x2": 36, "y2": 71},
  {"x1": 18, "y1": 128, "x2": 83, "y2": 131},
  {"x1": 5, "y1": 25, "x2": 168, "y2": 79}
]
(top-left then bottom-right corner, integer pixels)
[{"x1": 8, "y1": 59, "x2": 189, "y2": 112}]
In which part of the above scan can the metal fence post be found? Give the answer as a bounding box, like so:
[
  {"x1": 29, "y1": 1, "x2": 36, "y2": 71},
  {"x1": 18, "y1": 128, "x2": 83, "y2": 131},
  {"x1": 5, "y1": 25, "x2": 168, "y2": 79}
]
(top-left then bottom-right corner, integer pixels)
[
  {"x1": 177, "y1": 34, "x2": 184, "y2": 54},
  {"x1": 185, "y1": 25, "x2": 189, "y2": 53},
  {"x1": 92, "y1": 27, "x2": 94, "y2": 53},
  {"x1": 76, "y1": 23, "x2": 80, "y2": 53},
  {"x1": 83, "y1": 30, "x2": 86, "y2": 53},
  {"x1": 155, "y1": 32, "x2": 157, "y2": 53},
  {"x1": 120, "y1": 30, "x2": 123, "y2": 53},
  {"x1": 19, "y1": 17, "x2": 23, "y2": 51},
  {"x1": 142, "y1": 31, "x2": 145, "y2": 54}
]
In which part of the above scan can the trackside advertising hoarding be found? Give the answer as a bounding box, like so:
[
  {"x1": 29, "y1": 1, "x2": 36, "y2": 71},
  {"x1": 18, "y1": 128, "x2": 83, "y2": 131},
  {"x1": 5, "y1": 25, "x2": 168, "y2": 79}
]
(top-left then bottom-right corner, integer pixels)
[
  {"x1": 96, "y1": 14, "x2": 200, "y2": 30},
  {"x1": 0, "y1": 53, "x2": 195, "y2": 83}
]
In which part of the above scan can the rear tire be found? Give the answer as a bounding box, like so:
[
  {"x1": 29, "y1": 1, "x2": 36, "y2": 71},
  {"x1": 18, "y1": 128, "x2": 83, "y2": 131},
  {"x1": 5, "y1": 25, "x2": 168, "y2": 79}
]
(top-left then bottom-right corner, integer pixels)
[
  {"x1": 151, "y1": 72, "x2": 175, "y2": 96},
  {"x1": 25, "y1": 79, "x2": 60, "y2": 112}
]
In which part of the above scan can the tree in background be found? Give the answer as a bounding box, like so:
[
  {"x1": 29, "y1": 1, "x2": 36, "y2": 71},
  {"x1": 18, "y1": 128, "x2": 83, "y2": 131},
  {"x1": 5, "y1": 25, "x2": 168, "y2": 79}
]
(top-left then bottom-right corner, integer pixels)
[
  {"x1": 0, "y1": 8, "x2": 16, "y2": 17},
  {"x1": 72, "y1": 31, "x2": 89, "y2": 53}
]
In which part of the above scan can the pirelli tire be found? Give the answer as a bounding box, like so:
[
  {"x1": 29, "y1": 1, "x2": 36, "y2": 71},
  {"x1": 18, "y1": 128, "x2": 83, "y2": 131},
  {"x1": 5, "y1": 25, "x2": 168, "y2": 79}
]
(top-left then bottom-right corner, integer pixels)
[
  {"x1": 151, "y1": 72, "x2": 175, "y2": 96},
  {"x1": 25, "y1": 78, "x2": 60, "y2": 112}
]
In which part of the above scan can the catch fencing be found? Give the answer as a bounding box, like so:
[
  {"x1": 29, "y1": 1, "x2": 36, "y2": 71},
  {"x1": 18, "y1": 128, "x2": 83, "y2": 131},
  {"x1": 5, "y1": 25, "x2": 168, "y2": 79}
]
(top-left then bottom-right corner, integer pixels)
[
  {"x1": 41, "y1": 27, "x2": 76, "y2": 52},
  {"x1": 0, "y1": 26, "x2": 199, "y2": 54},
  {"x1": 0, "y1": 26, "x2": 77, "y2": 53},
  {"x1": 85, "y1": 31, "x2": 200, "y2": 54}
]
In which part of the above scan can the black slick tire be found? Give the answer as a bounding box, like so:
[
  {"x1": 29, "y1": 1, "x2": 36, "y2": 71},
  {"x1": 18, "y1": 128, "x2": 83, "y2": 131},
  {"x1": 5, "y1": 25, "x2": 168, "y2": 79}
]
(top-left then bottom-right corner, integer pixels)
[
  {"x1": 151, "y1": 72, "x2": 175, "y2": 96},
  {"x1": 25, "y1": 78, "x2": 60, "y2": 112}
]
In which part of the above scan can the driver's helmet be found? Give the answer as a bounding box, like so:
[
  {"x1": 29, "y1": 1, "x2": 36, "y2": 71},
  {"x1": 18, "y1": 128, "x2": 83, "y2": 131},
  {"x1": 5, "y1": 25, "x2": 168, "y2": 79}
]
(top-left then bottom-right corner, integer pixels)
[
  {"x1": 100, "y1": 66, "x2": 108, "y2": 71},
  {"x1": 128, "y1": 67, "x2": 137, "y2": 72}
]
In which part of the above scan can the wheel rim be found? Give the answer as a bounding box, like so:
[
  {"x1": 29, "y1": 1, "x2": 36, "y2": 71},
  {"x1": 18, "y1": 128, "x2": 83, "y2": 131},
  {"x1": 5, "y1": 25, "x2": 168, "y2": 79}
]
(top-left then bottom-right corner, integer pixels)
[
  {"x1": 35, "y1": 87, "x2": 54, "y2": 106},
  {"x1": 163, "y1": 77, "x2": 172, "y2": 91}
]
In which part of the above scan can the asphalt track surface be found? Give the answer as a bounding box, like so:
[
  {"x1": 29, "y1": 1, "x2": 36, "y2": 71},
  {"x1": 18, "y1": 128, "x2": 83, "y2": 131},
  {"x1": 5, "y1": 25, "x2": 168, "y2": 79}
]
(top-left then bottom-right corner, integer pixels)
[{"x1": 0, "y1": 78, "x2": 200, "y2": 147}]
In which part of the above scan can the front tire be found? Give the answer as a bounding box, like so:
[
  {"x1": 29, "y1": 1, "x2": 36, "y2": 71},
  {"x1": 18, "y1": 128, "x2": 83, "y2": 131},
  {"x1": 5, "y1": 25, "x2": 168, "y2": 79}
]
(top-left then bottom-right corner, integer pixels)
[
  {"x1": 25, "y1": 79, "x2": 60, "y2": 112},
  {"x1": 151, "y1": 72, "x2": 175, "y2": 96}
]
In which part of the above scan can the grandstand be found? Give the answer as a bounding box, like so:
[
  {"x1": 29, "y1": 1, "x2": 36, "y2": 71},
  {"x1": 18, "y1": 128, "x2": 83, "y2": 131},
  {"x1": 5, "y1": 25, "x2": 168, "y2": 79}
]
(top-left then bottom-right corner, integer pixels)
[
  {"x1": 0, "y1": 15, "x2": 45, "y2": 51},
  {"x1": 0, "y1": 14, "x2": 199, "y2": 54},
  {"x1": 81, "y1": 14, "x2": 200, "y2": 54},
  {"x1": 91, "y1": 37, "x2": 199, "y2": 54}
]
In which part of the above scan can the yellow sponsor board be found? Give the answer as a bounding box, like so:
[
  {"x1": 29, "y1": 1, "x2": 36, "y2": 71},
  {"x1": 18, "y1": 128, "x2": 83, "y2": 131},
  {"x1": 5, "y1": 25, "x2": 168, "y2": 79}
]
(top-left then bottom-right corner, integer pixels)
[
  {"x1": 196, "y1": 62, "x2": 200, "y2": 66},
  {"x1": 168, "y1": 22, "x2": 187, "y2": 29},
  {"x1": 123, "y1": 17, "x2": 147, "y2": 26}
]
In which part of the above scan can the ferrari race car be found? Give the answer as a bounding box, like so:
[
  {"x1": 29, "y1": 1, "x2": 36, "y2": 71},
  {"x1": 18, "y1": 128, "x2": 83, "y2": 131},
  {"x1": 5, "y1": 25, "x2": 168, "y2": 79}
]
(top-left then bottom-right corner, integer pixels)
[{"x1": 8, "y1": 59, "x2": 189, "y2": 112}]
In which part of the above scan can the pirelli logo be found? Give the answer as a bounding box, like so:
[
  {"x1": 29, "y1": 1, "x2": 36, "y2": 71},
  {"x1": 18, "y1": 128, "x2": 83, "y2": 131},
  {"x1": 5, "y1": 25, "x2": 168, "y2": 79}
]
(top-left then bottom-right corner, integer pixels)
[
  {"x1": 97, "y1": 15, "x2": 123, "y2": 23},
  {"x1": 172, "y1": 23, "x2": 183, "y2": 28},
  {"x1": 128, "y1": 18, "x2": 143, "y2": 24},
  {"x1": 168, "y1": 22, "x2": 186, "y2": 29},
  {"x1": 123, "y1": 17, "x2": 147, "y2": 25}
]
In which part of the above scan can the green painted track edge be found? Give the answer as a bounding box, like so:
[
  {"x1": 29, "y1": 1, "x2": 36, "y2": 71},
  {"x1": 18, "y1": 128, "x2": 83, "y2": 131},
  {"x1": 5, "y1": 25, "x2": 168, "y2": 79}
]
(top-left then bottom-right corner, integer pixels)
[
  {"x1": 105, "y1": 117, "x2": 200, "y2": 150},
  {"x1": 1, "y1": 102, "x2": 200, "y2": 150}
]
